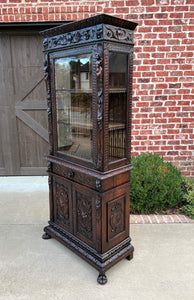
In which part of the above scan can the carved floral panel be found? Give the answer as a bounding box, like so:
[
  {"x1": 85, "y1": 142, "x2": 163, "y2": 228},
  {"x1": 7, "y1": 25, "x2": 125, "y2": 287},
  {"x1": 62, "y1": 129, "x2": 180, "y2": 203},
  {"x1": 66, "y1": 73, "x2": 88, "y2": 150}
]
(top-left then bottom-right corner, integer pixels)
[
  {"x1": 107, "y1": 196, "x2": 125, "y2": 241},
  {"x1": 76, "y1": 191, "x2": 93, "y2": 241},
  {"x1": 55, "y1": 181, "x2": 70, "y2": 227}
]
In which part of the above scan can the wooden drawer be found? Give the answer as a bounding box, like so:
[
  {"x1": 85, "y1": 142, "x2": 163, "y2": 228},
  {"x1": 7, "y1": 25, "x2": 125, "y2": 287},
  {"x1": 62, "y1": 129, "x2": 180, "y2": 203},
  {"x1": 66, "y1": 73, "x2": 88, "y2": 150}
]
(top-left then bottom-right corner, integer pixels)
[{"x1": 47, "y1": 155, "x2": 131, "y2": 193}]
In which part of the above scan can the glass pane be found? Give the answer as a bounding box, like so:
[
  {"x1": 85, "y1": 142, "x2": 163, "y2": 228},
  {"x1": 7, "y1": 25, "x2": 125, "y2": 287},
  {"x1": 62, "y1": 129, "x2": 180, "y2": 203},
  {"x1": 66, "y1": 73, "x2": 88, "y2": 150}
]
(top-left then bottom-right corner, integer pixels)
[
  {"x1": 55, "y1": 54, "x2": 93, "y2": 161},
  {"x1": 109, "y1": 52, "x2": 128, "y2": 162}
]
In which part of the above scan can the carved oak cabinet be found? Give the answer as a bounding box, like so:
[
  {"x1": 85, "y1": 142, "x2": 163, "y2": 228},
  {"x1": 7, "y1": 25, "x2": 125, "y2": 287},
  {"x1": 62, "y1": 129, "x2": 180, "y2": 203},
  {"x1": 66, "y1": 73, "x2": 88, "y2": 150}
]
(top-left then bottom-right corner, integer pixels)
[{"x1": 41, "y1": 14, "x2": 137, "y2": 284}]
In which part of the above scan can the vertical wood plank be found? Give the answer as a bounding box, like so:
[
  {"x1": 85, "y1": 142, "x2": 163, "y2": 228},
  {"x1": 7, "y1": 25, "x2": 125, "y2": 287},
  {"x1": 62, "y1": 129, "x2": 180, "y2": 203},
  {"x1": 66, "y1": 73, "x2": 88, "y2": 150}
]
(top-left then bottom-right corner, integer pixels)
[{"x1": 0, "y1": 33, "x2": 48, "y2": 175}]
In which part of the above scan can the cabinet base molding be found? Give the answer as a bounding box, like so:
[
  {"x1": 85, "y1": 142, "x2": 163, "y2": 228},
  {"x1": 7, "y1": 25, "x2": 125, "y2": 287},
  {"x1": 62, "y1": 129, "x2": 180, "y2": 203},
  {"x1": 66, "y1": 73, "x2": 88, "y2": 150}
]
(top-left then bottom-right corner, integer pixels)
[{"x1": 43, "y1": 221, "x2": 134, "y2": 282}]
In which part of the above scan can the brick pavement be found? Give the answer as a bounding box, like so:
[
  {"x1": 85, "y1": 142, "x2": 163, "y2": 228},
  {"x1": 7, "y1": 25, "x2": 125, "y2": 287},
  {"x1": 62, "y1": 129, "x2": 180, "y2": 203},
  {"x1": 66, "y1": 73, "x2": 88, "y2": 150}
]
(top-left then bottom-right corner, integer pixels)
[{"x1": 130, "y1": 214, "x2": 194, "y2": 224}]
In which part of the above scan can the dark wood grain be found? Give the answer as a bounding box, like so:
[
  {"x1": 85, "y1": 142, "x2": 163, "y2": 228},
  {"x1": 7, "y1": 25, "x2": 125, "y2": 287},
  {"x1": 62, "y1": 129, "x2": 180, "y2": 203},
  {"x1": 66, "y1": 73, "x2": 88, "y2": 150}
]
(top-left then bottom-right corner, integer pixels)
[{"x1": 42, "y1": 14, "x2": 137, "y2": 284}]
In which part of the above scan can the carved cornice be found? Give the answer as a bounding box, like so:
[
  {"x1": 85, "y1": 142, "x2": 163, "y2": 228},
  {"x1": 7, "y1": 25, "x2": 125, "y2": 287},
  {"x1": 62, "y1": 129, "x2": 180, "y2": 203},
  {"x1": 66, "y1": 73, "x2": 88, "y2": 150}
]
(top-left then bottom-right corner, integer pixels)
[
  {"x1": 41, "y1": 14, "x2": 137, "y2": 38},
  {"x1": 42, "y1": 24, "x2": 134, "y2": 51},
  {"x1": 43, "y1": 25, "x2": 103, "y2": 50}
]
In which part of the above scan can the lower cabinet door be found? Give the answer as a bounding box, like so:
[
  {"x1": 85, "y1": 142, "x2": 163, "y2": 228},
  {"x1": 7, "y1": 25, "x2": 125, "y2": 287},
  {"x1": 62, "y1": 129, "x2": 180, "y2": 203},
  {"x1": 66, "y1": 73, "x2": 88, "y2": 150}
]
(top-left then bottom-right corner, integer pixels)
[
  {"x1": 53, "y1": 174, "x2": 100, "y2": 250},
  {"x1": 101, "y1": 183, "x2": 130, "y2": 252},
  {"x1": 52, "y1": 174, "x2": 130, "y2": 253},
  {"x1": 72, "y1": 182, "x2": 97, "y2": 249},
  {"x1": 53, "y1": 176, "x2": 73, "y2": 233}
]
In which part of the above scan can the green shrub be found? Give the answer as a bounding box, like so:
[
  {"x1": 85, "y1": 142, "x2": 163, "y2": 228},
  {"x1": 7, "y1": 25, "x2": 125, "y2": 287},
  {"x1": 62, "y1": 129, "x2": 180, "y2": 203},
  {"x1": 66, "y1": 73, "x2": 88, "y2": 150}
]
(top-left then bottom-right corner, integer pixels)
[
  {"x1": 180, "y1": 177, "x2": 194, "y2": 219},
  {"x1": 130, "y1": 153, "x2": 184, "y2": 213}
]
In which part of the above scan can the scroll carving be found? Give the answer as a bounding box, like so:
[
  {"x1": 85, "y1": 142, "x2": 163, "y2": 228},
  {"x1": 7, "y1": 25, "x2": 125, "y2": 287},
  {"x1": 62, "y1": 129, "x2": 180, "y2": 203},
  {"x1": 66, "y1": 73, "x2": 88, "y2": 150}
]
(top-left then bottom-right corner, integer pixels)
[
  {"x1": 43, "y1": 25, "x2": 103, "y2": 50},
  {"x1": 97, "y1": 88, "x2": 103, "y2": 129},
  {"x1": 43, "y1": 24, "x2": 133, "y2": 50},
  {"x1": 44, "y1": 54, "x2": 53, "y2": 154},
  {"x1": 44, "y1": 55, "x2": 50, "y2": 112},
  {"x1": 55, "y1": 182, "x2": 70, "y2": 227},
  {"x1": 104, "y1": 25, "x2": 133, "y2": 44},
  {"x1": 96, "y1": 54, "x2": 103, "y2": 77},
  {"x1": 77, "y1": 192, "x2": 92, "y2": 241},
  {"x1": 95, "y1": 44, "x2": 104, "y2": 170}
]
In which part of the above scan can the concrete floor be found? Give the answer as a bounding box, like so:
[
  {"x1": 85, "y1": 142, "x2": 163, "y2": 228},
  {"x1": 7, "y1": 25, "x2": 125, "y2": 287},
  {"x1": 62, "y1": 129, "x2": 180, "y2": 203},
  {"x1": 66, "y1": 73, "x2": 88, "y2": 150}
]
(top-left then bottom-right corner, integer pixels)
[{"x1": 0, "y1": 177, "x2": 194, "y2": 300}]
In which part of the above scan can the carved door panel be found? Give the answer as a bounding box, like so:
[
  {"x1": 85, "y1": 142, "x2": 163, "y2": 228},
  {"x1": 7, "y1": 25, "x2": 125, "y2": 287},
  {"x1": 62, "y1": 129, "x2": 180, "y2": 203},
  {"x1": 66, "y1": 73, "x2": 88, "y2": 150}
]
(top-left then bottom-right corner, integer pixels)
[
  {"x1": 102, "y1": 183, "x2": 130, "y2": 252},
  {"x1": 0, "y1": 33, "x2": 48, "y2": 175},
  {"x1": 72, "y1": 183, "x2": 97, "y2": 248},
  {"x1": 53, "y1": 176, "x2": 73, "y2": 233}
]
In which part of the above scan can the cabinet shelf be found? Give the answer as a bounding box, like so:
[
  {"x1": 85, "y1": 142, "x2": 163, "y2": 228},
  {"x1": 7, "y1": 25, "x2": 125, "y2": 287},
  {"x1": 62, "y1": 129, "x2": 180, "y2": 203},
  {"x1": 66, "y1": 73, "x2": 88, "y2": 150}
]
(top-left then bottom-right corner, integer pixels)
[
  {"x1": 56, "y1": 89, "x2": 92, "y2": 94},
  {"x1": 58, "y1": 120, "x2": 125, "y2": 131},
  {"x1": 56, "y1": 89, "x2": 127, "y2": 94},
  {"x1": 109, "y1": 88, "x2": 127, "y2": 93}
]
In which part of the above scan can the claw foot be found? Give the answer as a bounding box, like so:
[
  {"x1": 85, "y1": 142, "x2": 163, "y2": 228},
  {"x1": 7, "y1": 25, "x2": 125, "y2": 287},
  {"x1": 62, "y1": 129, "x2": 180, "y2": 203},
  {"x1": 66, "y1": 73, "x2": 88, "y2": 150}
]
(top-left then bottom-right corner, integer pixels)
[
  {"x1": 42, "y1": 232, "x2": 51, "y2": 240},
  {"x1": 97, "y1": 272, "x2": 107, "y2": 285},
  {"x1": 126, "y1": 252, "x2": 133, "y2": 261}
]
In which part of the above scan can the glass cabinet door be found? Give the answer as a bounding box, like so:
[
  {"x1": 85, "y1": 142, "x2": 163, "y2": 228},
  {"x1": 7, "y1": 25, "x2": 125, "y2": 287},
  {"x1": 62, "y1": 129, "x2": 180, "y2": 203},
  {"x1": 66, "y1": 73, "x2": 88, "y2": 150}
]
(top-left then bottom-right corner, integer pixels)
[
  {"x1": 55, "y1": 54, "x2": 93, "y2": 161},
  {"x1": 108, "y1": 52, "x2": 128, "y2": 162}
]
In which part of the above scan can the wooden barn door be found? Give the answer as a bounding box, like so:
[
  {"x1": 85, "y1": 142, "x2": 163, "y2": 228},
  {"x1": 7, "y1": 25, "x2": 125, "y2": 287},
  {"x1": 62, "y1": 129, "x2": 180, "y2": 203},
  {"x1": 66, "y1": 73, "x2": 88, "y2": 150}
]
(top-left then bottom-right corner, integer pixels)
[{"x1": 0, "y1": 33, "x2": 48, "y2": 175}]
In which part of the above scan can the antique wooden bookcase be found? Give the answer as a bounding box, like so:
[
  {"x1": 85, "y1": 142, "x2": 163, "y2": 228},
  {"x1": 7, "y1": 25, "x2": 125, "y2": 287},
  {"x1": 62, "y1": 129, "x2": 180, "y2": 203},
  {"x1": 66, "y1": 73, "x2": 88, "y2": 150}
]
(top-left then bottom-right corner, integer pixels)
[{"x1": 41, "y1": 14, "x2": 137, "y2": 284}]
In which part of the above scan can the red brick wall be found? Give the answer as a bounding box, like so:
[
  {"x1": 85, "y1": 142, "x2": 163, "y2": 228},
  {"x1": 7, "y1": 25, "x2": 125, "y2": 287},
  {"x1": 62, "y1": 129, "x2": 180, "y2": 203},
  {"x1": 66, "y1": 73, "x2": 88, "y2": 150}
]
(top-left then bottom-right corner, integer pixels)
[{"x1": 1, "y1": 0, "x2": 193, "y2": 177}]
